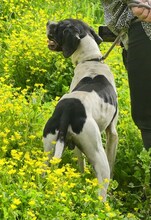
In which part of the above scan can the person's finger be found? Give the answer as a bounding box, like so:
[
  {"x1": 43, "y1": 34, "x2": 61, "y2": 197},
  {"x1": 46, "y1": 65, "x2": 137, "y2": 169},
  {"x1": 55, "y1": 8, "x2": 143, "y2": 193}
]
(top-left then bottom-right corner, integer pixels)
[
  {"x1": 139, "y1": 8, "x2": 150, "y2": 19},
  {"x1": 132, "y1": 6, "x2": 144, "y2": 16},
  {"x1": 131, "y1": 1, "x2": 151, "y2": 22},
  {"x1": 143, "y1": 9, "x2": 151, "y2": 21}
]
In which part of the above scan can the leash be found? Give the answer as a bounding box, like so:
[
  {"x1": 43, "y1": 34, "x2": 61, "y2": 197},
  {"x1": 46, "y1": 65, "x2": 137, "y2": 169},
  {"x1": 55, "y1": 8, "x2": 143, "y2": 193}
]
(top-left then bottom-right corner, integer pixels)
[
  {"x1": 100, "y1": 31, "x2": 124, "y2": 61},
  {"x1": 128, "y1": 0, "x2": 151, "y2": 9},
  {"x1": 100, "y1": 0, "x2": 151, "y2": 61}
]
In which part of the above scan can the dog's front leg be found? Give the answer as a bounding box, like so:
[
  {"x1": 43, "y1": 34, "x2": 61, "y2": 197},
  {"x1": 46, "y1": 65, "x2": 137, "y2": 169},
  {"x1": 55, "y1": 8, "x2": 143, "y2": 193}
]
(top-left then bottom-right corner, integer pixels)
[{"x1": 74, "y1": 146, "x2": 86, "y2": 173}]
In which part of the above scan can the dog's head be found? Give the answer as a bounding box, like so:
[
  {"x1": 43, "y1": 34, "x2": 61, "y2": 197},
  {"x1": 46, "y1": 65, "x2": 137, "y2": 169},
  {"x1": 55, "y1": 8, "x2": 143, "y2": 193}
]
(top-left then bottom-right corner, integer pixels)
[{"x1": 46, "y1": 19, "x2": 103, "y2": 58}]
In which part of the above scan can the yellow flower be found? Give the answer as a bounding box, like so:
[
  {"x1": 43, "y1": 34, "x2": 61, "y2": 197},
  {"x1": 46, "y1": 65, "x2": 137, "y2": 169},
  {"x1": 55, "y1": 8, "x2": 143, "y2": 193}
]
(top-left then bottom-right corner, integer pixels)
[
  {"x1": 8, "y1": 169, "x2": 16, "y2": 175},
  {"x1": 29, "y1": 134, "x2": 36, "y2": 140},
  {"x1": 79, "y1": 190, "x2": 85, "y2": 194},
  {"x1": 91, "y1": 178, "x2": 98, "y2": 186},
  {"x1": 35, "y1": 168, "x2": 44, "y2": 175},
  {"x1": 127, "y1": 213, "x2": 136, "y2": 218},
  {"x1": 13, "y1": 198, "x2": 21, "y2": 205},
  {"x1": 11, "y1": 204, "x2": 17, "y2": 210},
  {"x1": 28, "y1": 200, "x2": 36, "y2": 206},
  {"x1": 14, "y1": 131, "x2": 21, "y2": 140},
  {"x1": 84, "y1": 195, "x2": 91, "y2": 202},
  {"x1": 60, "y1": 192, "x2": 66, "y2": 198},
  {"x1": 24, "y1": 152, "x2": 30, "y2": 160},
  {"x1": 98, "y1": 195, "x2": 103, "y2": 201},
  {"x1": 51, "y1": 140, "x2": 56, "y2": 145},
  {"x1": 104, "y1": 178, "x2": 110, "y2": 183},
  {"x1": 0, "y1": 159, "x2": 6, "y2": 166},
  {"x1": 107, "y1": 212, "x2": 116, "y2": 218},
  {"x1": 105, "y1": 202, "x2": 111, "y2": 212},
  {"x1": 50, "y1": 157, "x2": 61, "y2": 165},
  {"x1": 27, "y1": 210, "x2": 37, "y2": 219},
  {"x1": 81, "y1": 213, "x2": 87, "y2": 217},
  {"x1": 23, "y1": 182, "x2": 28, "y2": 189},
  {"x1": 65, "y1": 166, "x2": 80, "y2": 178},
  {"x1": 0, "y1": 132, "x2": 7, "y2": 138},
  {"x1": 18, "y1": 169, "x2": 25, "y2": 176},
  {"x1": 1, "y1": 146, "x2": 7, "y2": 152},
  {"x1": 68, "y1": 183, "x2": 76, "y2": 188},
  {"x1": 55, "y1": 96, "x2": 60, "y2": 101},
  {"x1": 11, "y1": 149, "x2": 23, "y2": 160},
  {"x1": 3, "y1": 139, "x2": 9, "y2": 145},
  {"x1": 85, "y1": 167, "x2": 90, "y2": 174},
  {"x1": 54, "y1": 167, "x2": 65, "y2": 175}
]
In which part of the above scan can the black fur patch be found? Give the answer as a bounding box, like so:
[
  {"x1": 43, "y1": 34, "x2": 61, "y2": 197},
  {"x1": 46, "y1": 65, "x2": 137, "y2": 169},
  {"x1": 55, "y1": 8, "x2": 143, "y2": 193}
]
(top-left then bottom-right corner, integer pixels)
[
  {"x1": 47, "y1": 19, "x2": 102, "y2": 57},
  {"x1": 43, "y1": 98, "x2": 86, "y2": 138},
  {"x1": 72, "y1": 75, "x2": 117, "y2": 106}
]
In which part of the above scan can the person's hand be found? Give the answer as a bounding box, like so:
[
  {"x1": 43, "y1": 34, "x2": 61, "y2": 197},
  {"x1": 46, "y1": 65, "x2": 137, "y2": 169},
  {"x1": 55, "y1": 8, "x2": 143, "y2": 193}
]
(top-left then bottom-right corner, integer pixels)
[{"x1": 131, "y1": 0, "x2": 151, "y2": 22}]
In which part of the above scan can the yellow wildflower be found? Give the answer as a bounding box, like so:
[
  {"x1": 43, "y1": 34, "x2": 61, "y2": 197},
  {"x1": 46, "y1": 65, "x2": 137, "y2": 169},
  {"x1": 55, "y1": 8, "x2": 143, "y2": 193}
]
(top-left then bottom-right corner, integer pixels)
[
  {"x1": 50, "y1": 157, "x2": 61, "y2": 165},
  {"x1": 51, "y1": 140, "x2": 56, "y2": 145},
  {"x1": 13, "y1": 198, "x2": 21, "y2": 205},
  {"x1": 27, "y1": 210, "x2": 37, "y2": 219},
  {"x1": 8, "y1": 169, "x2": 16, "y2": 175},
  {"x1": 81, "y1": 213, "x2": 87, "y2": 217},
  {"x1": 28, "y1": 200, "x2": 36, "y2": 206},
  {"x1": 0, "y1": 159, "x2": 6, "y2": 166},
  {"x1": 98, "y1": 195, "x2": 103, "y2": 201},
  {"x1": 29, "y1": 134, "x2": 36, "y2": 140},
  {"x1": 61, "y1": 192, "x2": 66, "y2": 198},
  {"x1": 105, "y1": 202, "x2": 111, "y2": 212},
  {"x1": 104, "y1": 178, "x2": 110, "y2": 183},
  {"x1": 107, "y1": 212, "x2": 117, "y2": 218},
  {"x1": 10, "y1": 204, "x2": 17, "y2": 210}
]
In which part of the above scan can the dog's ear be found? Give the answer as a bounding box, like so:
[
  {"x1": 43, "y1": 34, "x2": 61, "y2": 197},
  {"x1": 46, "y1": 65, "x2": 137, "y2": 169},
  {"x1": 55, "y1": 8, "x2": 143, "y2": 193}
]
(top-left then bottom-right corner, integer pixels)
[
  {"x1": 89, "y1": 27, "x2": 103, "y2": 45},
  {"x1": 62, "y1": 26, "x2": 80, "y2": 58}
]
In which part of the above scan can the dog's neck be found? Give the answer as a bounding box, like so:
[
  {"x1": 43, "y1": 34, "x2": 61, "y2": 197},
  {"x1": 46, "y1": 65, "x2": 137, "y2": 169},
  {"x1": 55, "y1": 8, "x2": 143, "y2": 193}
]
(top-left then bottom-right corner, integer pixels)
[{"x1": 71, "y1": 34, "x2": 102, "y2": 66}]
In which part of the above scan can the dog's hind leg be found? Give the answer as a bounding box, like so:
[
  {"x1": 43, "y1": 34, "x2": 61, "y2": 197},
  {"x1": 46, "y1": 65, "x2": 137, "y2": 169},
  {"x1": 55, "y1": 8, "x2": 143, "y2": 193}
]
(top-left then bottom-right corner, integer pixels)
[
  {"x1": 54, "y1": 139, "x2": 65, "y2": 159},
  {"x1": 76, "y1": 118, "x2": 110, "y2": 201},
  {"x1": 42, "y1": 132, "x2": 58, "y2": 176},
  {"x1": 43, "y1": 132, "x2": 58, "y2": 162},
  {"x1": 105, "y1": 115, "x2": 118, "y2": 178}
]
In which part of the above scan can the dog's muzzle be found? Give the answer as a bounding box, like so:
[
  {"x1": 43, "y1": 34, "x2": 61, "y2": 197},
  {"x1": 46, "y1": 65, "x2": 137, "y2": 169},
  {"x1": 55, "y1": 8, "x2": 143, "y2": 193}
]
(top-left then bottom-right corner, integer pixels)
[{"x1": 47, "y1": 39, "x2": 59, "y2": 51}]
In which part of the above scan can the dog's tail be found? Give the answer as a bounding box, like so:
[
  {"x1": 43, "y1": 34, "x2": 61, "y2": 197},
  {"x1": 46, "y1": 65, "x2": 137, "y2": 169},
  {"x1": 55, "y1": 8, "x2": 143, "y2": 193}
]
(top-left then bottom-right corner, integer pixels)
[{"x1": 54, "y1": 108, "x2": 70, "y2": 158}]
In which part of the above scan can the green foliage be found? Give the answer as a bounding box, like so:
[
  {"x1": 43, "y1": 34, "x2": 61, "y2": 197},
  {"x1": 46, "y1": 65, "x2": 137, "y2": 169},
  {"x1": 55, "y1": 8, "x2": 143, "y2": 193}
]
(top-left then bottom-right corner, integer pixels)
[
  {"x1": 0, "y1": 0, "x2": 151, "y2": 219},
  {"x1": 0, "y1": 0, "x2": 103, "y2": 100},
  {"x1": 0, "y1": 155, "x2": 128, "y2": 220}
]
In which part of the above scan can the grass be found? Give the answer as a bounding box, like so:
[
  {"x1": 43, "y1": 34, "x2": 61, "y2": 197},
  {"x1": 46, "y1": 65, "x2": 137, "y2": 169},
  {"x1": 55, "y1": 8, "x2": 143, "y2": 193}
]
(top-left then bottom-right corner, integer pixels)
[{"x1": 0, "y1": 0, "x2": 151, "y2": 219}]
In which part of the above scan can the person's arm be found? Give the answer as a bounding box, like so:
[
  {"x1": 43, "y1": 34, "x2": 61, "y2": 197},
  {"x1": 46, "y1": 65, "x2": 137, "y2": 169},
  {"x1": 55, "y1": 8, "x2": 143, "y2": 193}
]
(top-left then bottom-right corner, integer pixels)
[
  {"x1": 101, "y1": 1, "x2": 134, "y2": 35},
  {"x1": 130, "y1": 0, "x2": 151, "y2": 22}
]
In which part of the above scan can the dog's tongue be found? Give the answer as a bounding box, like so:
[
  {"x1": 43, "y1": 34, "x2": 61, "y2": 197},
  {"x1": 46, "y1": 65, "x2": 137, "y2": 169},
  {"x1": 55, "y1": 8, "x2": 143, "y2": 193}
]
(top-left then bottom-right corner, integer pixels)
[{"x1": 47, "y1": 40, "x2": 55, "y2": 46}]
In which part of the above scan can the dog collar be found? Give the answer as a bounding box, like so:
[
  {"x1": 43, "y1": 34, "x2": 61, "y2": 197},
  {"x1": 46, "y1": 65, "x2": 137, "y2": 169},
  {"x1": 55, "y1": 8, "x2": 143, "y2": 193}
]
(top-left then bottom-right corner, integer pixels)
[{"x1": 84, "y1": 57, "x2": 104, "y2": 63}]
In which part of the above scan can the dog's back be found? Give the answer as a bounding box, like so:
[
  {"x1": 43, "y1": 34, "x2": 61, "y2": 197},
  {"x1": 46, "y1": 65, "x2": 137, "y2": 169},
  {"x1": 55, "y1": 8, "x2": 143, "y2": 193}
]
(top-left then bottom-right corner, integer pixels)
[{"x1": 44, "y1": 19, "x2": 118, "y2": 201}]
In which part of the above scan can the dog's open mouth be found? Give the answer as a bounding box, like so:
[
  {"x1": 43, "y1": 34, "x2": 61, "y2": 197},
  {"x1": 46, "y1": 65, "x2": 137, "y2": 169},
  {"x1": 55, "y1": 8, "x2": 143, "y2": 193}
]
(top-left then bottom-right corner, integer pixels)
[{"x1": 47, "y1": 39, "x2": 58, "y2": 51}]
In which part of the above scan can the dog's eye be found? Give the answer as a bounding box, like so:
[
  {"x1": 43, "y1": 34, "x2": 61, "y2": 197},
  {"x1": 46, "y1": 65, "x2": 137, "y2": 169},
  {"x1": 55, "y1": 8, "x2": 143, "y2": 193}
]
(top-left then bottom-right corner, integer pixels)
[
  {"x1": 47, "y1": 32, "x2": 55, "y2": 40},
  {"x1": 48, "y1": 34, "x2": 53, "y2": 40}
]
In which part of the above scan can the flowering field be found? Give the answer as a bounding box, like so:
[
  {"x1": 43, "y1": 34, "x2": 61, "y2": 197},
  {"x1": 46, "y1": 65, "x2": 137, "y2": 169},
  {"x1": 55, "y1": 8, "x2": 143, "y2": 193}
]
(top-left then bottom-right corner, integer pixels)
[{"x1": 0, "y1": 0, "x2": 151, "y2": 219}]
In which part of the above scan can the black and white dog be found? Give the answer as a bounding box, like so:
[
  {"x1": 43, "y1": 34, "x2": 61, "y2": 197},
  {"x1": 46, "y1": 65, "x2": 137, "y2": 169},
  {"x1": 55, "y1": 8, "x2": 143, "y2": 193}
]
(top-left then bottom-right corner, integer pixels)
[{"x1": 43, "y1": 19, "x2": 118, "y2": 200}]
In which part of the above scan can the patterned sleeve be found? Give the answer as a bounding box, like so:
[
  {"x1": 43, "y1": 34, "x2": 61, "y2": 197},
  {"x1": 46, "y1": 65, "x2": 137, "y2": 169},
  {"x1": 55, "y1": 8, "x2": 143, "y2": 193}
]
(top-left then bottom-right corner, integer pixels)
[
  {"x1": 102, "y1": 0, "x2": 134, "y2": 35},
  {"x1": 101, "y1": 0, "x2": 151, "y2": 48},
  {"x1": 101, "y1": 0, "x2": 135, "y2": 48}
]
